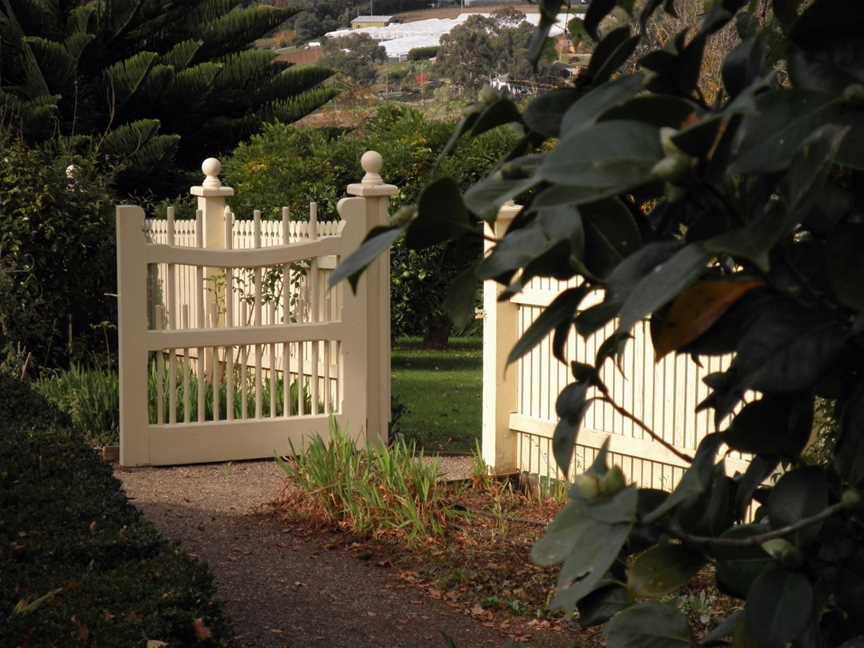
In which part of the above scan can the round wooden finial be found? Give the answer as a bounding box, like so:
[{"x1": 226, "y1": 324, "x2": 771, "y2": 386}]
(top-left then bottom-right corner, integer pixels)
[
  {"x1": 202, "y1": 158, "x2": 222, "y2": 189},
  {"x1": 360, "y1": 150, "x2": 383, "y2": 185}
]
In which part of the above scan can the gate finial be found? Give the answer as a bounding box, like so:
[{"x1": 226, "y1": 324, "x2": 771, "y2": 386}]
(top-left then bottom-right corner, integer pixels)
[
  {"x1": 360, "y1": 151, "x2": 383, "y2": 186},
  {"x1": 202, "y1": 158, "x2": 223, "y2": 189}
]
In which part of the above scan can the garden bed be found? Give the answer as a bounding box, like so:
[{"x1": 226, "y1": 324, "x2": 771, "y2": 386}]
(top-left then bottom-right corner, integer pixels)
[{"x1": 0, "y1": 375, "x2": 234, "y2": 647}]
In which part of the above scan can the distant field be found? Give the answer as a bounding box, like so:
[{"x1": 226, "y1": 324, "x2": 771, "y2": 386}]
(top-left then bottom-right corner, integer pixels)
[{"x1": 395, "y1": 3, "x2": 539, "y2": 22}]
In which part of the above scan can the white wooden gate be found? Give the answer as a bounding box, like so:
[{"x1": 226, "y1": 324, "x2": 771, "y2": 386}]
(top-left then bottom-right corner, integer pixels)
[{"x1": 116, "y1": 153, "x2": 395, "y2": 466}]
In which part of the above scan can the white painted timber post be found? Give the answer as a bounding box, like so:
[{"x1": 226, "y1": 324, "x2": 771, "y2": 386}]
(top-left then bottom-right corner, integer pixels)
[
  {"x1": 190, "y1": 158, "x2": 233, "y2": 375},
  {"x1": 338, "y1": 151, "x2": 397, "y2": 446},
  {"x1": 117, "y1": 205, "x2": 150, "y2": 467},
  {"x1": 482, "y1": 203, "x2": 522, "y2": 474}
]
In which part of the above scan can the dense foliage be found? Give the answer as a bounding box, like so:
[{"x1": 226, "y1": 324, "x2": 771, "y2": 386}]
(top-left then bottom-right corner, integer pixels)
[
  {"x1": 0, "y1": 0, "x2": 337, "y2": 194},
  {"x1": 0, "y1": 134, "x2": 115, "y2": 373},
  {"x1": 0, "y1": 375, "x2": 233, "y2": 646},
  {"x1": 224, "y1": 105, "x2": 519, "y2": 344},
  {"x1": 321, "y1": 33, "x2": 388, "y2": 87},
  {"x1": 334, "y1": 0, "x2": 864, "y2": 644},
  {"x1": 434, "y1": 8, "x2": 556, "y2": 97}
]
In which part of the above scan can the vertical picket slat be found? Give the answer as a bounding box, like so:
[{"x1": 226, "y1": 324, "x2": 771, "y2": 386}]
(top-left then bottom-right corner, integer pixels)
[
  {"x1": 324, "y1": 340, "x2": 332, "y2": 413},
  {"x1": 155, "y1": 305, "x2": 165, "y2": 425},
  {"x1": 224, "y1": 209, "x2": 234, "y2": 421},
  {"x1": 241, "y1": 300, "x2": 248, "y2": 420},
  {"x1": 210, "y1": 304, "x2": 220, "y2": 421},
  {"x1": 309, "y1": 203, "x2": 320, "y2": 415},
  {"x1": 282, "y1": 207, "x2": 290, "y2": 416},
  {"x1": 182, "y1": 305, "x2": 190, "y2": 424},
  {"x1": 254, "y1": 210, "x2": 263, "y2": 419},
  {"x1": 269, "y1": 302, "x2": 277, "y2": 418},
  {"x1": 167, "y1": 209, "x2": 177, "y2": 425},
  {"x1": 196, "y1": 210, "x2": 206, "y2": 423}
]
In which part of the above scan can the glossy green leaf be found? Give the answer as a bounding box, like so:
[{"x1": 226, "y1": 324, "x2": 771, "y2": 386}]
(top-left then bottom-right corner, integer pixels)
[
  {"x1": 713, "y1": 525, "x2": 773, "y2": 598},
  {"x1": 329, "y1": 225, "x2": 404, "y2": 292},
  {"x1": 560, "y1": 74, "x2": 645, "y2": 136},
  {"x1": 722, "y1": 395, "x2": 813, "y2": 458},
  {"x1": 627, "y1": 544, "x2": 705, "y2": 598},
  {"x1": 644, "y1": 434, "x2": 723, "y2": 524},
  {"x1": 508, "y1": 286, "x2": 589, "y2": 366},
  {"x1": 587, "y1": 27, "x2": 640, "y2": 85},
  {"x1": 605, "y1": 602, "x2": 693, "y2": 648},
  {"x1": 578, "y1": 583, "x2": 633, "y2": 627},
  {"x1": 745, "y1": 569, "x2": 814, "y2": 646},
  {"x1": 405, "y1": 177, "x2": 470, "y2": 249},
  {"x1": 540, "y1": 120, "x2": 663, "y2": 189},
  {"x1": 523, "y1": 88, "x2": 583, "y2": 138},
  {"x1": 442, "y1": 261, "x2": 480, "y2": 331},
  {"x1": 616, "y1": 245, "x2": 709, "y2": 335},
  {"x1": 552, "y1": 380, "x2": 591, "y2": 475},
  {"x1": 835, "y1": 383, "x2": 864, "y2": 485},
  {"x1": 828, "y1": 224, "x2": 864, "y2": 312},
  {"x1": 766, "y1": 467, "x2": 828, "y2": 546}
]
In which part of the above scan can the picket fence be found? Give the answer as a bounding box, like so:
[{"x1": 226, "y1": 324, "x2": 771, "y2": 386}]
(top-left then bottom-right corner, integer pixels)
[
  {"x1": 116, "y1": 154, "x2": 394, "y2": 466},
  {"x1": 482, "y1": 205, "x2": 752, "y2": 491}
]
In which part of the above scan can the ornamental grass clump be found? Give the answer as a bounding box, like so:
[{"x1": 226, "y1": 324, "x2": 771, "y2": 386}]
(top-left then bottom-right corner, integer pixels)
[{"x1": 276, "y1": 419, "x2": 454, "y2": 543}]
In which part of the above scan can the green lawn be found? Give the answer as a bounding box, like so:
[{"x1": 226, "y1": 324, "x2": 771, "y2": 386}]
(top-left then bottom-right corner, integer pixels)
[{"x1": 391, "y1": 337, "x2": 482, "y2": 454}]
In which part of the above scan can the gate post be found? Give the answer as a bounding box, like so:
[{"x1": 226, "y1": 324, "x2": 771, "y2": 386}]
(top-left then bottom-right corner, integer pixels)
[
  {"x1": 338, "y1": 151, "x2": 397, "y2": 446},
  {"x1": 117, "y1": 205, "x2": 150, "y2": 467},
  {"x1": 190, "y1": 158, "x2": 233, "y2": 375},
  {"x1": 482, "y1": 203, "x2": 521, "y2": 474}
]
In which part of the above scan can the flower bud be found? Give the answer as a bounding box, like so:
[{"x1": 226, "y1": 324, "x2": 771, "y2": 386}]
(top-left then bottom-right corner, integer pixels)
[
  {"x1": 842, "y1": 488, "x2": 862, "y2": 509},
  {"x1": 600, "y1": 465, "x2": 627, "y2": 496},
  {"x1": 572, "y1": 473, "x2": 600, "y2": 500},
  {"x1": 842, "y1": 84, "x2": 864, "y2": 106}
]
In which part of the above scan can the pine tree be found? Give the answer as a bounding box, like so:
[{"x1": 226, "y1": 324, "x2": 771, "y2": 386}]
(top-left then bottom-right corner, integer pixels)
[{"x1": 0, "y1": 0, "x2": 338, "y2": 193}]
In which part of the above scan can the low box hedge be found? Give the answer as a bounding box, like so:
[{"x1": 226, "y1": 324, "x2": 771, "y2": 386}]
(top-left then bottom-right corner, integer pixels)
[{"x1": 0, "y1": 375, "x2": 235, "y2": 647}]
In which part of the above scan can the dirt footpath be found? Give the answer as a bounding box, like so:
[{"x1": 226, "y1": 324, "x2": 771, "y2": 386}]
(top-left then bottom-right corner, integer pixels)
[{"x1": 117, "y1": 461, "x2": 569, "y2": 648}]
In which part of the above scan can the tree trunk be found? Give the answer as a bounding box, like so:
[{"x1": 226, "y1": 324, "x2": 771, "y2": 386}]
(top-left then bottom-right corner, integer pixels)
[{"x1": 422, "y1": 317, "x2": 451, "y2": 350}]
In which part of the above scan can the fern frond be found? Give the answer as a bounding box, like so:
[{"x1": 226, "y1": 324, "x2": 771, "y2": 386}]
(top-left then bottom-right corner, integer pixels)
[
  {"x1": 161, "y1": 61, "x2": 221, "y2": 107},
  {"x1": 212, "y1": 49, "x2": 277, "y2": 92},
  {"x1": 100, "y1": 117, "x2": 160, "y2": 156}
]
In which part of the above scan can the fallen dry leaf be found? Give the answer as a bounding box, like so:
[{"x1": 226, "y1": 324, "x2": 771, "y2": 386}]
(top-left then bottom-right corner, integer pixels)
[{"x1": 193, "y1": 617, "x2": 213, "y2": 641}]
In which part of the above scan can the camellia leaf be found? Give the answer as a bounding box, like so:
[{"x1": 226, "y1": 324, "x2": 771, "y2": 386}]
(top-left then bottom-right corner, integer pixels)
[
  {"x1": 523, "y1": 88, "x2": 584, "y2": 138},
  {"x1": 605, "y1": 602, "x2": 693, "y2": 648},
  {"x1": 644, "y1": 434, "x2": 723, "y2": 524},
  {"x1": 405, "y1": 177, "x2": 470, "y2": 250},
  {"x1": 652, "y1": 279, "x2": 763, "y2": 361},
  {"x1": 766, "y1": 467, "x2": 828, "y2": 546},
  {"x1": 508, "y1": 286, "x2": 590, "y2": 366},
  {"x1": 552, "y1": 380, "x2": 592, "y2": 475},
  {"x1": 442, "y1": 261, "x2": 480, "y2": 332},
  {"x1": 713, "y1": 525, "x2": 774, "y2": 598},
  {"x1": 745, "y1": 569, "x2": 814, "y2": 646},
  {"x1": 627, "y1": 543, "x2": 706, "y2": 598},
  {"x1": 577, "y1": 582, "x2": 632, "y2": 627},
  {"x1": 615, "y1": 244, "x2": 709, "y2": 336},
  {"x1": 584, "y1": 0, "x2": 617, "y2": 40},
  {"x1": 827, "y1": 224, "x2": 864, "y2": 312},
  {"x1": 552, "y1": 488, "x2": 638, "y2": 612},
  {"x1": 586, "y1": 26, "x2": 640, "y2": 86},
  {"x1": 329, "y1": 225, "x2": 404, "y2": 292},
  {"x1": 560, "y1": 74, "x2": 645, "y2": 136},
  {"x1": 540, "y1": 120, "x2": 663, "y2": 189},
  {"x1": 722, "y1": 394, "x2": 813, "y2": 458},
  {"x1": 834, "y1": 382, "x2": 864, "y2": 486},
  {"x1": 734, "y1": 455, "x2": 779, "y2": 521}
]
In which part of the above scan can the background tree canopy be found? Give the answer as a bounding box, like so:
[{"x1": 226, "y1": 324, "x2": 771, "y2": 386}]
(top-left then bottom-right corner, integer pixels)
[
  {"x1": 0, "y1": 0, "x2": 338, "y2": 195},
  {"x1": 321, "y1": 33, "x2": 388, "y2": 87},
  {"x1": 333, "y1": 0, "x2": 864, "y2": 644}
]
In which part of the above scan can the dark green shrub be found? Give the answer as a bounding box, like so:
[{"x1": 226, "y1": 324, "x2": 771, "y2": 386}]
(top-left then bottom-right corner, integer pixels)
[
  {"x1": 334, "y1": 0, "x2": 864, "y2": 644},
  {"x1": 0, "y1": 375, "x2": 234, "y2": 646},
  {"x1": 408, "y1": 46, "x2": 439, "y2": 61},
  {"x1": 0, "y1": 135, "x2": 116, "y2": 372}
]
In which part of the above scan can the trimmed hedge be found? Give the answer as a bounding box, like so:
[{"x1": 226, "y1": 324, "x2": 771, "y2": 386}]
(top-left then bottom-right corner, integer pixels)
[
  {"x1": 407, "y1": 46, "x2": 438, "y2": 61},
  {"x1": 0, "y1": 376, "x2": 235, "y2": 647}
]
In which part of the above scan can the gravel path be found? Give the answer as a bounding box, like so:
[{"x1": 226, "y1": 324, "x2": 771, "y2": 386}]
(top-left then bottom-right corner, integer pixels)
[{"x1": 116, "y1": 460, "x2": 565, "y2": 648}]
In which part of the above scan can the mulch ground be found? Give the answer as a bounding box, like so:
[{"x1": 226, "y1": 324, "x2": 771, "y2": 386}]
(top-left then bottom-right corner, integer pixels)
[{"x1": 116, "y1": 461, "x2": 578, "y2": 648}]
